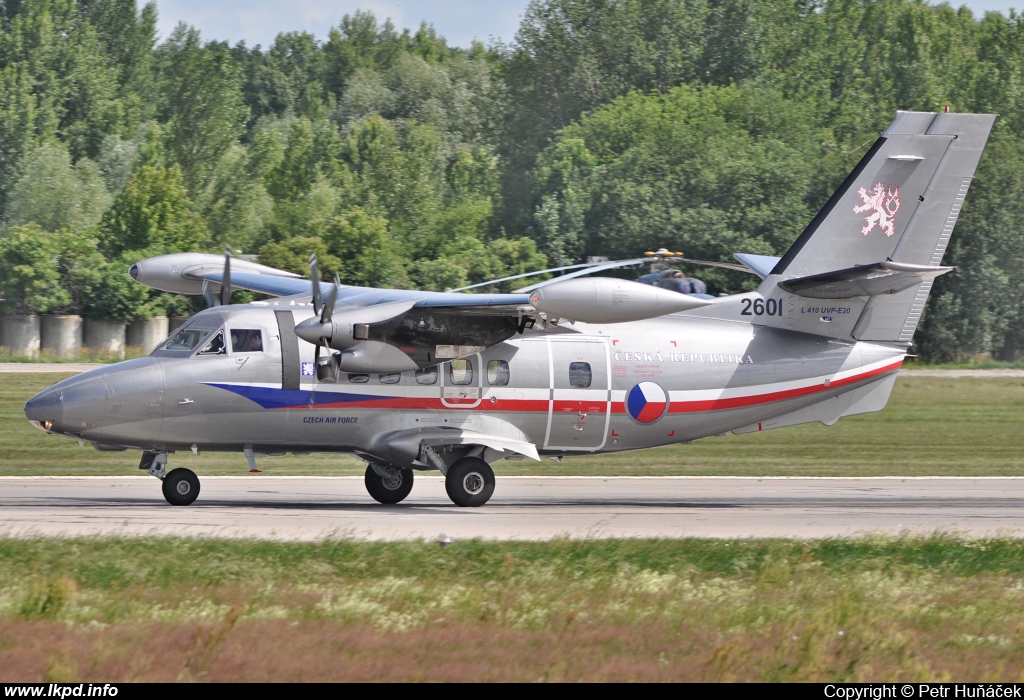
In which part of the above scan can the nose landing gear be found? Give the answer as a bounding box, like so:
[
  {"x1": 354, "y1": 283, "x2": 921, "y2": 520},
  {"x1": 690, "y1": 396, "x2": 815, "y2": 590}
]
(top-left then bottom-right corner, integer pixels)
[
  {"x1": 162, "y1": 468, "x2": 200, "y2": 505},
  {"x1": 140, "y1": 451, "x2": 201, "y2": 506}
]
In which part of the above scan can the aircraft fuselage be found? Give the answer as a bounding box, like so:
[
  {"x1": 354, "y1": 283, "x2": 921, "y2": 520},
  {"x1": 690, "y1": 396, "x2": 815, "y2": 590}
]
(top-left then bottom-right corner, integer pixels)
[{"x1": 26, "y1": 303, "x2": 904, "y2": 467}]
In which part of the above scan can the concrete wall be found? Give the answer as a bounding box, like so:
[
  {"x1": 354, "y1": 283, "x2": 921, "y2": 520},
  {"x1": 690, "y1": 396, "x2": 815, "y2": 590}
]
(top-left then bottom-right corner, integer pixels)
[
  {"x1": 84, "y1": 318, "x2": 126, "y2": 358},
  {"x1": 127, "y1": 316, "x2": 169, "y2": 354},
  {"x1": 0, "y1": 315, "x2": 40, "y2": 358},
  {"x1": 40, "y1": 315, "x2": 83, "y2": 359},
  {"x1": 169, "y1": 316, "x2": 191, "y2": 333}
]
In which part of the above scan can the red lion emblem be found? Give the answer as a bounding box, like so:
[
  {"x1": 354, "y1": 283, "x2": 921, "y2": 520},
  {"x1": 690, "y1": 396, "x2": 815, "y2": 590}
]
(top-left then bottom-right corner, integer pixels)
[{"x1": 853, "y1": 182, "x2": 901, "y2": 237}]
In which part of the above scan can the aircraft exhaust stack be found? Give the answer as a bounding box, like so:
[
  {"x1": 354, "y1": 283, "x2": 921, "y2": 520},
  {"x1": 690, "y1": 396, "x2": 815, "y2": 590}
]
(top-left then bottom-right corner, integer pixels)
[{"x1": 529, "y1": 277, "x2": 712, "y2": 324}]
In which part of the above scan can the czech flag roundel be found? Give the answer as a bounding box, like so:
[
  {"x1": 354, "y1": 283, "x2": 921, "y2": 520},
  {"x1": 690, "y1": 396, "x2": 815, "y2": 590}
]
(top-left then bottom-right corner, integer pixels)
[{"x1": 626, "y1": 382, "x2": 669, "y2": 424}]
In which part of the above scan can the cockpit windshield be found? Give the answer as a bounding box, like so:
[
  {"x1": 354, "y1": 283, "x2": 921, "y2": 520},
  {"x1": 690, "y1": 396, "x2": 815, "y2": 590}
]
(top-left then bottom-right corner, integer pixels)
[
  {"x1": 151, "y1": 317, "x2": 222, "y2": 357},
  {"x1": 157, "y1": 327, "x2": 212, "y2": 353}
]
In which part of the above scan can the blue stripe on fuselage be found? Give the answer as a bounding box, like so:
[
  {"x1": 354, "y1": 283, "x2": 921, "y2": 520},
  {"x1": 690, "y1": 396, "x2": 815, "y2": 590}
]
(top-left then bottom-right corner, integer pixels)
[{"x1": 204, "y1": 383, "x2": 387, "y2": 409}]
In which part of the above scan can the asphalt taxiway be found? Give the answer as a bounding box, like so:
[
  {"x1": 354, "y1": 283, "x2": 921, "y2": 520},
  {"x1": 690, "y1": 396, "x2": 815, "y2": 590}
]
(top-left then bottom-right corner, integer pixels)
[{"x1": 2, "y1": 476, "x2": 1024, "y2": 540}]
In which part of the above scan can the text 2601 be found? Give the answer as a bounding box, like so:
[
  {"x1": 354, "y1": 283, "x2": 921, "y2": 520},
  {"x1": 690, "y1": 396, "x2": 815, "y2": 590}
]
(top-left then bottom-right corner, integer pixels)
[{"x1": 740, "y1": 298, "x2": 782, "y2": 317}]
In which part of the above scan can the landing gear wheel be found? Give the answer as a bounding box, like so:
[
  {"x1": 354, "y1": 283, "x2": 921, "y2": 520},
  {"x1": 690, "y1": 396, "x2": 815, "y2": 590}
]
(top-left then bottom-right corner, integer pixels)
[
  {"x1": 364, "y1": 465, "x2": 414, "y2": 504},
  {"x1": 162, "y1": 468, "x2": 200, "y2": 506},
  {"x1": 445, "y1": 458, "x2": 495, "y2": 507}
]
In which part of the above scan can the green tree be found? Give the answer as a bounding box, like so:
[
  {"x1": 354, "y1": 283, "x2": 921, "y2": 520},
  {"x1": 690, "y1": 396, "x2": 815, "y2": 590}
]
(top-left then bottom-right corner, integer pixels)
[
  {"x1": 0, "y1": 63, "x2": 39, "y2": 215},
  {"x1": 532, "y1": 85, "x2": 829, "y2": 292},
  {"x1": 157, "y1": 24, "x2": 247, "y2": 190},
  {"x1": 0, "y1": 223, "x2": 70, "y2": 314},
  {"x1": 196, "y1": 144, "x2": 272, "y2": 254},
  {"x1": 917, "y1": 131, "x2": 1024, "y2": 362},
  {"x1": 98, "y1": 164, "x2": 207, "y2": 257},
  {"x1": 7, "y1": 142, "x2": 112, "y2": 231}
]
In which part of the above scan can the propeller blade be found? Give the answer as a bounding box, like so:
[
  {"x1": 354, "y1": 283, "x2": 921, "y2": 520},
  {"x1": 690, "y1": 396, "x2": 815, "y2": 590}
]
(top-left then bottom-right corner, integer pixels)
[
  {"x1": 202, "y1": 279, "x2": 217, "y2": 308},
  {"x1": 322, "y1": 275, "x2": 340, "y2": 325},
  {"x1": 309, "y1": 253, "x2": 323, "y2": 316},
  {"x1": 220, "y1": 245, "x2": 232, "y2": 306}
]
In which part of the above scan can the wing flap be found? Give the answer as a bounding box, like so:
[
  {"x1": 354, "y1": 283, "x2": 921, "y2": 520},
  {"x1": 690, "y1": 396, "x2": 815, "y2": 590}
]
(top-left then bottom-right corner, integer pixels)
[{"x1": 384, "y1": 427, "x2": 541, "y2": 464}]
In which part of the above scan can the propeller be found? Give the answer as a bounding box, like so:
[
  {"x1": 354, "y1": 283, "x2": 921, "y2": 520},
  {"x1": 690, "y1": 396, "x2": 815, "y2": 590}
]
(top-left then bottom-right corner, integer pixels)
[
  {"x1": 202, "y1": 245, "x2": 233, "y2": 307},
  {"x1": 309, "y1": 252, "x2": 323, "y2": 316},
  {"x1": 221, "y1": 245, "x2": 232, "y2": 306},
  {"x1": 305, "y1": 255, "x2": 340, "y2": 380}
]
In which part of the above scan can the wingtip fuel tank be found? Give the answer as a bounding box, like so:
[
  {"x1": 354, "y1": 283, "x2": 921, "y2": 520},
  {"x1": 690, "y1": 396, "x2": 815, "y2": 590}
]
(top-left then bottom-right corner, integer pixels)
[{"x1": 529, "y1": 277, "x2": 712, "y2": 323}]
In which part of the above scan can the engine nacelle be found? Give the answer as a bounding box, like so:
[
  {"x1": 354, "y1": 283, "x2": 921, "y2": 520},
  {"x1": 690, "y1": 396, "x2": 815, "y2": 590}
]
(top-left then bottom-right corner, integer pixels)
[
  {"x1": 338, "y1": 342, "x2": 420, "y2": 373},
  {"x1": 529, "y1": 277, "x2": 712, "y2": 323},
  {"x1": 129, "y1": 253, "x2": 302, "y2": 295}
]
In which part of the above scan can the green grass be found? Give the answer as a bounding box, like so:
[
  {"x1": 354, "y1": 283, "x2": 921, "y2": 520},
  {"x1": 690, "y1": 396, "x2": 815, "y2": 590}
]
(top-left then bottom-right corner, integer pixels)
[
  {"x1": 2, "y1": 372, "x2": 1023, "y2": 476},
  {"x1": 2, "y1": 536, "x2": 1024, "y2": 681}
]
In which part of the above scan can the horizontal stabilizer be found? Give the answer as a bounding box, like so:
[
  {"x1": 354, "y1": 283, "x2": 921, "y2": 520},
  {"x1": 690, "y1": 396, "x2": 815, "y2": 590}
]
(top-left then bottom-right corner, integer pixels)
[
  {"x1": 779, "y1": 261, "x2": 952, "y2": 299},
  {"x1": 733, "y1": 253, "x2": 781, "y2": 279}
]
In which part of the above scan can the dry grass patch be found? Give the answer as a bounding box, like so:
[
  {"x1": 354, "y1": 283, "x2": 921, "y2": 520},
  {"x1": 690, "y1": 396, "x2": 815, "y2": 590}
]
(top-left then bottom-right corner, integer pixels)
[{"x1": 2, "y1": 536, "x2": 1024, "y2": 681}]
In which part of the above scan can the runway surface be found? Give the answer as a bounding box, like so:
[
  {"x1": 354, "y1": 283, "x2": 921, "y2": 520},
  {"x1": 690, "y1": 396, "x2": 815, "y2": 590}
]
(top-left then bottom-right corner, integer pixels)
[
  {"x1": 4, "y1": 363, "x2": 1024, "y2": 377},
  {"x1": 2, "y1": 476, "x2": 1024, "y2": 540}
]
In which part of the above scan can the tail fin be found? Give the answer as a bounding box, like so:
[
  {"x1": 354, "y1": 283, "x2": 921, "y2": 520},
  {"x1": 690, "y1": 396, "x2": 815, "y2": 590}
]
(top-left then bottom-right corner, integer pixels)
[{"x1": 759, "y1": 111, "x2": 995, "y2": 343}]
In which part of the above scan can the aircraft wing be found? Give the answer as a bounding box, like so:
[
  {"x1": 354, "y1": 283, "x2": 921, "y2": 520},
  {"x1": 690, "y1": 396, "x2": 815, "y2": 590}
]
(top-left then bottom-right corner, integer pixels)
[
  {"x1": 203, "y1": 270, "x2": 313, "y2": 297},
  {"x1": 132, "y1": 251, "x2": 709, "y2": 374},
  {"x1": 199, "y1": 270, "x2": 533, "y2": 311}
]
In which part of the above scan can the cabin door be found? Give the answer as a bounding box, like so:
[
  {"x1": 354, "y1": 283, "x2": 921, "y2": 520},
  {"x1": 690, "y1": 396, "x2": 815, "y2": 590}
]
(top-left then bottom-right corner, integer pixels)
[{"x1": 544, "y1": 338, "x2": 611, "y2": 451}]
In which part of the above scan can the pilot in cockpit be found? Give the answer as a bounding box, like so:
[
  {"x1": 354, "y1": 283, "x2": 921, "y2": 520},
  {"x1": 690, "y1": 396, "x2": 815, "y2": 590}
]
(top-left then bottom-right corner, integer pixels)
[
  {"x1": 231, "y1": 329, "x2": 263, "y2": 353},
  {"x1": 199, "y1": 330, "x2": 226, "y2": 355}
]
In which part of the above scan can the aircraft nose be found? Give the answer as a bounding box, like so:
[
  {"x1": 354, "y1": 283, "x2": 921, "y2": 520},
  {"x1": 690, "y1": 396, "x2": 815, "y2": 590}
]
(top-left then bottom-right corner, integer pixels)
[{"x1": 25, "y1": 387, "x2": 62, "y2": 431}]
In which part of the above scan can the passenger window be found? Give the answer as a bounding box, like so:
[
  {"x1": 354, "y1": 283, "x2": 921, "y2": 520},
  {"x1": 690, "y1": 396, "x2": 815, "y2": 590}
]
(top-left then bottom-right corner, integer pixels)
[
  {"x1": 569, "y1": 362, "x2": 592, "y2": 388},
  {"x1": 415, "y1": 368, "x2": 438, "y2": 385},
  {"x1": 198, "y1": 330, "x2": 226, "y2": 355},
  {"x1": 487, "y1": 360, "x2": 510, "y2": 386},
  {"x1": 230, "y1": 329, "x2": 263, "y2": 353},
  {"x1": 378, "y1": 373, "x2": 401, "y2": 384},
  {"x1": 347, "y1": 373, "x2": 369, "y2": 384},
  {"x1": 449, "y1": 359, "x2": 474, "y2": 386}
]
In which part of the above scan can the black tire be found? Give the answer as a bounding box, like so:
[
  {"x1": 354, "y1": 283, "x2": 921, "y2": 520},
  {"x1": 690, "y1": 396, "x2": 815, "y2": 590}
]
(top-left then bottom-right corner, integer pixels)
[
  {"x1": 162, "y1": 468, "x2": 200, "y2": 506},
  {"x1": 364, "y1": 465, "x2": 414, "y2": 504},
  {"x1": 445, "y1": 458, "x2": 495, "y2": 507}
]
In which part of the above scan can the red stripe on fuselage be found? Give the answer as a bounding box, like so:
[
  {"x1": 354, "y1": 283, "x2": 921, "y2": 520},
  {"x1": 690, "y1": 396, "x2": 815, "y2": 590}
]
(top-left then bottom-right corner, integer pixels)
[
  {"x1": 662, "y1": 359, "x2": 903, "y2": 413},
  {"x1": 268, "y1": 360, "x2": 902, "y2": 414}
]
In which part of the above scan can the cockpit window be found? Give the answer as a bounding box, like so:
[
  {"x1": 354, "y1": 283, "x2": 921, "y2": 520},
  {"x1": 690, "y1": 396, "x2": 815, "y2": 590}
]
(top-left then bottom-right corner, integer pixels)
[
  {"x1": 230, "y1": 329, "x2": 263, "y2": 353},
  {"x1": 156, "y1": 326, "x2": 214, "y2": 354},
  {"x1": 198, "y1": 330, "x2": 226, "y2": 355}
]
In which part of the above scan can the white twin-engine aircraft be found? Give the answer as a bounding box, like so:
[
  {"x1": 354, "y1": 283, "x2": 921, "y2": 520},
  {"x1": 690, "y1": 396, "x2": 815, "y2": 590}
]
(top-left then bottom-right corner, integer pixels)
[{"x1": 25, "y1": 111, "x2": 996, "y2": 507}]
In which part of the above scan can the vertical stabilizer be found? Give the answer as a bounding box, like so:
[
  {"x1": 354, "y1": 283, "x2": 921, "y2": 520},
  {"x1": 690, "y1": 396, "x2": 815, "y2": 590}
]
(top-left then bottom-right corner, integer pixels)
[{"x1": 758, "y1": 111, "x2": 995, "y2": 343}]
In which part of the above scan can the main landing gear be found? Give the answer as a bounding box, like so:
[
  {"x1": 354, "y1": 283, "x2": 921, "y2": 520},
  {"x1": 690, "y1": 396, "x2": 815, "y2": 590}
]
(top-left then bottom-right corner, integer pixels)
[
  {"x1": 364, "y1": 455, "x2": 496, "y2": 507},
  {"x1": 364, "y1": 464, "x2": 414, "y2": 504},
  {"x1": 444, "y1": 457, "x2": 495, "y2": 507},
  {"x1": 140, "y1": 451, "x2": 201, "y2": 506}
]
